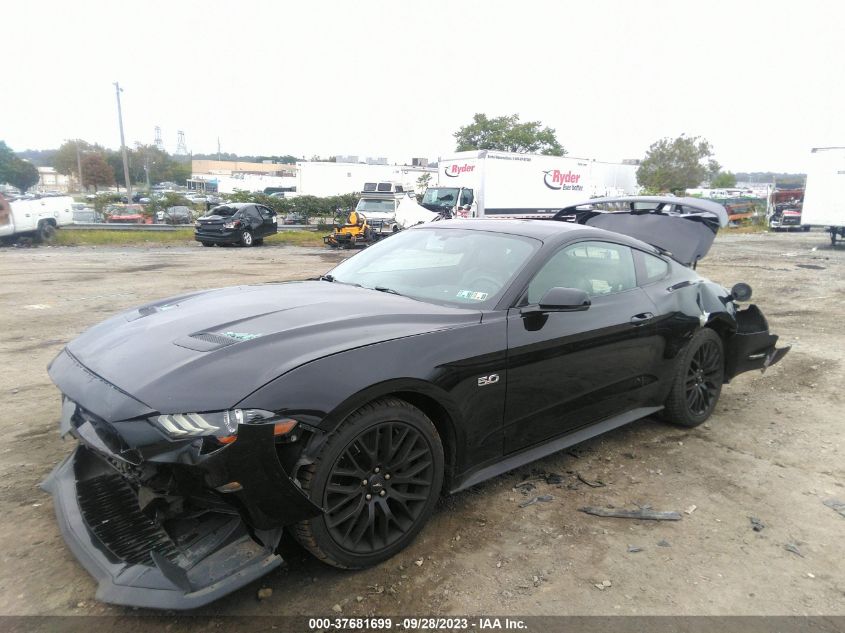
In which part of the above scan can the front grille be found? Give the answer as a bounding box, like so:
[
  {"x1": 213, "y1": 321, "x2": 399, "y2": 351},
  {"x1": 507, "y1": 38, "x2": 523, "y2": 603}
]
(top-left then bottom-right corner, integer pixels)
[{"x1": 77, "y1": 473, "x2": 179, "y2": 566}]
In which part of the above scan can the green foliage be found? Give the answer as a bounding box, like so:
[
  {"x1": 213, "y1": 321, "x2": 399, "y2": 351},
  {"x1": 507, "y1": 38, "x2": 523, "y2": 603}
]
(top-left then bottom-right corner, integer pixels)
[
  {"x1": 146, "y1": 192, "x2": 193, "y2": 218},
  {"x1": 132, "y1": 144, "x2": 192, "y2": 186},
  {"x1": 191, "y1": 153, "x2": 299, "y2": 164},
  {"x1": 91, "y1": 192, "x2": 123, "y2": 212},
  {"x1": 54, "y1": 140, "x2": 98, "y2": 177},
  {"x1": 54, "y1": 229, "x2": 323, "y2": 248},
  {"x1": 81, "y1": 154, "x2": 116, "y2": 191},
  {"x1": 734, "y1": 172, "x2": 805, "y2": 186},
  {"x1": 224, "y1": 191, "x2": 359, "y2": 221},
  {"x1": 14, "y1": 148, "x2": 56, "y2": 167},
  {"x1": 5, "y1": 158, "x2": 39, "y2": 193},
  {"x1": 711, "y1": 171, "x2": 737, "y2": 188},
  {"x1": 454, "y1": 113, "x2": 566, "y2": 156},
  {"x1": 636, "y1": 135, "x2": 720, "y2": 194},
  {"x1": 0, "y1": 141, "x2": 39, "y2": 192},
  {"x1": 0, "y1": 141, "x2": 15, "y2": 182}
]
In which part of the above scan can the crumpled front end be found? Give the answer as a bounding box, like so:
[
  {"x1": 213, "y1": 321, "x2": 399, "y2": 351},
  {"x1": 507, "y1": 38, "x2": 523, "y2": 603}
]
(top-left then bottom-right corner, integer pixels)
[{"x1": 41, "y1": 351, "x2": 322, "y2": 610}]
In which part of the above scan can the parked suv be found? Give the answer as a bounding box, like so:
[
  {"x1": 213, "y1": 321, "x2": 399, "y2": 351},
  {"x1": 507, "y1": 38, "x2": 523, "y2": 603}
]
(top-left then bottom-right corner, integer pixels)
[{"x1": 194, "y1": 203, "x2": 277, "y2": 247}]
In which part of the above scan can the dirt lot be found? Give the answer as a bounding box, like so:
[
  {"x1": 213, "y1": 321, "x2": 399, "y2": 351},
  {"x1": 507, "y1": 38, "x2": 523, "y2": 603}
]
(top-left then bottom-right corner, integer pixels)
[{"x1": 0, "y1": 232, "x2": 843, "y2": 617}]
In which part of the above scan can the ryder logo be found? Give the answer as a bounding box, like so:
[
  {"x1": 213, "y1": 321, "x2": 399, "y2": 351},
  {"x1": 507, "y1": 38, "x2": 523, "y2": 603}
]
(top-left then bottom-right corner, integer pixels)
[
  {"x1": 543, "y1": 169, "x2": 584, "y2": 191},
  {"x1": 444, "y1": 163, "x2": 475, "y2": 178}
]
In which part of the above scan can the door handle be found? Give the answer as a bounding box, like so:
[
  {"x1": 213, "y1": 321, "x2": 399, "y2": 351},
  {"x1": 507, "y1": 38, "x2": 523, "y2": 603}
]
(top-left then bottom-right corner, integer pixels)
[{"x1": 630, "y1": 312, "x2": 654, "y2": 324}]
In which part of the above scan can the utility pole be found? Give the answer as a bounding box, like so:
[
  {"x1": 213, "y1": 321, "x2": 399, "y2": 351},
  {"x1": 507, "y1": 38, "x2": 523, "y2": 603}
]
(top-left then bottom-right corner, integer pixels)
[
  {"x1": 113, "y1": 82, "x2": 132, "y2": 200},
  {"x1": 75, "y1": 141, "x2": 84, "y2": 193}
]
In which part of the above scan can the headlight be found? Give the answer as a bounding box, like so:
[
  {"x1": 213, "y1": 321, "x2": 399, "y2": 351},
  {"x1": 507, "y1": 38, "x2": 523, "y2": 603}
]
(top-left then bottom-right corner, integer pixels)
[{"x1": 149, "y1": 409, "x2": 297, "y2": 444}]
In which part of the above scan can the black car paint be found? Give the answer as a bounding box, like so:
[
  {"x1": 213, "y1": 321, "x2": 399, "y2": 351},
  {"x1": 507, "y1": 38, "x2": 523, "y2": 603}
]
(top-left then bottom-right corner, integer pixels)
[
  {"x1": 42, "y1": 218, "x2": 789, "y2": 609},
  {"x1": 194, "y1": 203, "x2": 277, "y2": 245}
]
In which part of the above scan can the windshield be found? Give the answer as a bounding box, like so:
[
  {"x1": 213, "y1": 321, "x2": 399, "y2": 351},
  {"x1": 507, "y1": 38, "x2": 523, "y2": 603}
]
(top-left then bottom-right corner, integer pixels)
[
  {"x1": 355, "y1": 199, "x2": 397, "y2": 213},
  {"x1": 328, "y1": 227, "x2": 539, "y2": 308},
  {"x1": 421, "y1": 188, "x2": 460, "y2": 208}
]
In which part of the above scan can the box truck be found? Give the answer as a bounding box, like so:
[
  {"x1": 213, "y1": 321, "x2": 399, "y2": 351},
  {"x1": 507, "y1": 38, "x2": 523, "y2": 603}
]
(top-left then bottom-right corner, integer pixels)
[
  {"x1": 801, "y1": 147, "x2": 845, "y2": 244},
  {"x1": 417, "y1": 150, "x2": 638, "y2": 219}
]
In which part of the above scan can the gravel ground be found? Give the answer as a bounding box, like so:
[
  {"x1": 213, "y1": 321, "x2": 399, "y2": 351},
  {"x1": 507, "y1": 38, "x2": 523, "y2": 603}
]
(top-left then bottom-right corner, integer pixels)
[{"x1": 0, "y1": 231, "x2": 842, "y2": 617}]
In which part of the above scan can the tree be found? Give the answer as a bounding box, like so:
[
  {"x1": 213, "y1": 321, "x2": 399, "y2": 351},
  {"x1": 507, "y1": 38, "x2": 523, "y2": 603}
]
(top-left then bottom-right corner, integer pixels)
[
  {"x1": 636, "y1": 135, "x2": 719, "y2": 194},
  {"x1": 0, "y1": 141, "x2": 14, "y2": 179},
  {"x1": 53, "y1": 139, "x2": 95, "y2": 178},
  {"x1": 454, "y1": 113, "x2": 566, "y2": 155},
  {"x1": 711, "y1": 171, "x2": 737, "y2": 188},
  {"x1": 5, "y1": 158, "x2": 39, "y2": 193},
  {"x1": 81, "y1": 154, "x2": 115, "y2": 191}
]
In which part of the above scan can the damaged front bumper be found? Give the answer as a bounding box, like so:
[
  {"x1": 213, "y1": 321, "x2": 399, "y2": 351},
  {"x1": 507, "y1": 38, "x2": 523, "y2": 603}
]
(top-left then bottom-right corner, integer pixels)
[
  {"x1": 42, "y1": 445, "x2": 290, "y2": 610},
  {"x1": 40, "y1": 357, "x2": 322, "y2": 609},
  {"x1": 725, "y1": 304, "x2": 791, "y2": 380}
]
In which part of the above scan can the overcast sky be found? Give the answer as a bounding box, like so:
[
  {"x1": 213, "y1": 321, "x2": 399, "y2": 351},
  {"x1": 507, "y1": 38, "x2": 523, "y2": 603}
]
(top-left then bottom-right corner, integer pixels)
[{"x1": 2, "y1": 0, "x2": 841, "y2": 172}]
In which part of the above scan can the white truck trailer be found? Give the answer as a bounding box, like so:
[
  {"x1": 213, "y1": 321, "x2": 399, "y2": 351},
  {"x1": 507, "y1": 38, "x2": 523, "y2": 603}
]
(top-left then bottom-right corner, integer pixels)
[
  {"x1": 0, "y1": 194, "x2": 74, "y2": 243},
  {"x1": 418, "y1": 150, "x2": 638, "y2": 219},
  {"x1": 801, "y1": 147, "x2": 845, "y2": 244}
]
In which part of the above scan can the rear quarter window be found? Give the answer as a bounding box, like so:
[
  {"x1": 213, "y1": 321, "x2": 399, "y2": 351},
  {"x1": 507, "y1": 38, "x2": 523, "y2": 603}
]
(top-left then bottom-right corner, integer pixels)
[{"x1": 639, "y1": 252, "x2": 670, "y2": 284}]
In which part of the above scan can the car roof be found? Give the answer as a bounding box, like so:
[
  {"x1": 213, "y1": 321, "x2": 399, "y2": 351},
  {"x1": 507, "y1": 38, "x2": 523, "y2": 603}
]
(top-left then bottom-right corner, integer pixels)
[
  {"x1": 411, "y1": 218, "x2": 665, "y2": 256},
  {"x1": 413, "y1": 218, "x2": 592, "y2": 240}
]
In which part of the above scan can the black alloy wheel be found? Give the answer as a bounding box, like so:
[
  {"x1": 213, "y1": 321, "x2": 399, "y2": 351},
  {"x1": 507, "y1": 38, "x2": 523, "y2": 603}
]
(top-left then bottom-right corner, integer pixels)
[
  {"x1": 685, "y1": 338, "x2": 722, "y2": 416},
  {"x1": 663, "y1": 328, "x2": 724, "y2": 427},
  {"x1": 293, "y1": 398, "x2": 444, "y2": 569},
  {"x1": 324, "y1": 421, "x2": 434, "y2": 554}
]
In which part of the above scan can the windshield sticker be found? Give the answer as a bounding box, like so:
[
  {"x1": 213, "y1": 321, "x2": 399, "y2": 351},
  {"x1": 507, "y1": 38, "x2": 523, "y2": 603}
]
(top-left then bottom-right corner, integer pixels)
[
  {"x1": 457, "y1": 290, "x2": 489, "y2": 301},
  {"x1": 222, "y1": 331, "x2": 262, "y2": 341}
]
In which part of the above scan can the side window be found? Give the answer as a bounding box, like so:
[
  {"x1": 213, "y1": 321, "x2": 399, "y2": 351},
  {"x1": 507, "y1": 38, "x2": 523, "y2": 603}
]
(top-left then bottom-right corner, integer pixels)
[
  {"x1": 526, "y1": 241, "x2": 637, "y2": 304},
  {"x1": 459, "y1": 189, "x2": 474, "y2": 206},
  {"x1": 257, "y1": 206, "x2": 274, "y2": 220},
  {"x1": 639, "y1": 252, "x2": 669, "y2": 285}
]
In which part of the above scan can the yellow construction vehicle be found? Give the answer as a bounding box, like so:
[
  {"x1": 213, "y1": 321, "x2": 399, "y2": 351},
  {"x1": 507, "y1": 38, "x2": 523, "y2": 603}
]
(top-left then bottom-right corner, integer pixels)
[{"x1": 323, "y1": 209, "x2": 378, "y2": 248}]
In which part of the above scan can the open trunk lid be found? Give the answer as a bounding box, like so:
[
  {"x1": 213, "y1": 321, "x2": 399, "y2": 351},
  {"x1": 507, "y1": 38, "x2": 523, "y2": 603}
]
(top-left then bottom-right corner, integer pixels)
[{"x1": 553, "y1": 196, "x2": 729, "y2": 267}]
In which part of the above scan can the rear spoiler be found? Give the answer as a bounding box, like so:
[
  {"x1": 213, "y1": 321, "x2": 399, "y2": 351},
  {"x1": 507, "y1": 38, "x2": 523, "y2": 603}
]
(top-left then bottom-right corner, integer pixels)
[{"x1": 552, "y1": 196, "x2": 729, "y2": 267}]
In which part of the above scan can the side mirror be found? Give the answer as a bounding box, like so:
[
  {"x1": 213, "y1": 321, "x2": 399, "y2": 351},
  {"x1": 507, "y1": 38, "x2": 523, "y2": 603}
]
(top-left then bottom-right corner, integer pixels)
[
  {"x1": 730, "y1": 282, "x2": 752, "y2": 302},
  {"x1": 522, "y1": 287, "x2": 591, "y2": 315}
]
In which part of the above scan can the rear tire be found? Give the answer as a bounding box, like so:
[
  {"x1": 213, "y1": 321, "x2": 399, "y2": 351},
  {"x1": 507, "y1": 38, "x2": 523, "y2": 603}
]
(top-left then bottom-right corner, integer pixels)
[
  {"x1": 201, "y1": 242, "x2": 214, "y2": 247},
  {"x1": 240, "y1": 230, "x2": 253, "y2": 247},
  {"x1": 38, "y1": 223, "x2": 56, "y2": 242},
  {"x1": 663, "y1": 328, "x2": 724, "y2": 427},
  {"x1": 293, "y1": 398, "x2": 444, "y2": 569}
]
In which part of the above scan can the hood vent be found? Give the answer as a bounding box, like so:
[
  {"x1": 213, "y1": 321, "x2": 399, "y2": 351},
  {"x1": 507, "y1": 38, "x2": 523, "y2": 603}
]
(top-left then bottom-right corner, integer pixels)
[{"x1": 174, "y1": 332, "x2": 241, "y2": 352}]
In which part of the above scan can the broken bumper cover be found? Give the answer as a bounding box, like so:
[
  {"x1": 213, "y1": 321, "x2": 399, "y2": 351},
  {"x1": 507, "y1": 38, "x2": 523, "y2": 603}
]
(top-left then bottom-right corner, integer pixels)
[
  {"x1": 41, "y1": 352, "x2": 323, "y2": 609},
  {"x1": 725, "y1": 304, "x2": 791, "y2": 379},
  {"x1": 42, "y1": 446, "x2": 288, "y2": 610}
]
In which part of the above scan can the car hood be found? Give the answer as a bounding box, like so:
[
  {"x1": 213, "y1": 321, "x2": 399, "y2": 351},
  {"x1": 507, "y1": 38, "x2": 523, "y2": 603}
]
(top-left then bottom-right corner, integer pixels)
[{"x1": 60, "y1": 281, "x2": 480, "y2": 416}]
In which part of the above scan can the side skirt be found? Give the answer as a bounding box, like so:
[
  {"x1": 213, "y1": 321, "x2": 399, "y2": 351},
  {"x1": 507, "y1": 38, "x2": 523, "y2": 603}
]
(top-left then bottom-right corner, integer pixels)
[{"x1": 450, "y1": 406, "x2": 663, "y2": 493}]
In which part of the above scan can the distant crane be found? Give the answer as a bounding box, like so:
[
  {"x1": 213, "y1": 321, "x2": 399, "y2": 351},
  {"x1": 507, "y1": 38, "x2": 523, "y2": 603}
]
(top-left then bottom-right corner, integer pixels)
[{"x1": 154, "y1": 126, "x2": 164, "y2": 151}]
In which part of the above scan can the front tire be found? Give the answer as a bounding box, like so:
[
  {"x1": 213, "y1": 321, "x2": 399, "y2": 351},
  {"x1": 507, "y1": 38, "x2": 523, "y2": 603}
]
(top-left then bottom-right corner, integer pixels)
[
  {"x1": 240, "y1": 230, "x2": 253, "y2": 247},
  {"x1": 663, "y1": 328, "x2": 724, "y2": 427},
  {"x1": 293, "y1": 398, "x2": 444, "y2": 569}
]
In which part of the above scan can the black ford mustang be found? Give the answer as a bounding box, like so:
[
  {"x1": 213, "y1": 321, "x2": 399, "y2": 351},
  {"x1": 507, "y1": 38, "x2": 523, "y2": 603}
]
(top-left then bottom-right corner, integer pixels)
[{"x1": 42, "y1": 197, "x2": 789, "y2": 609}]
